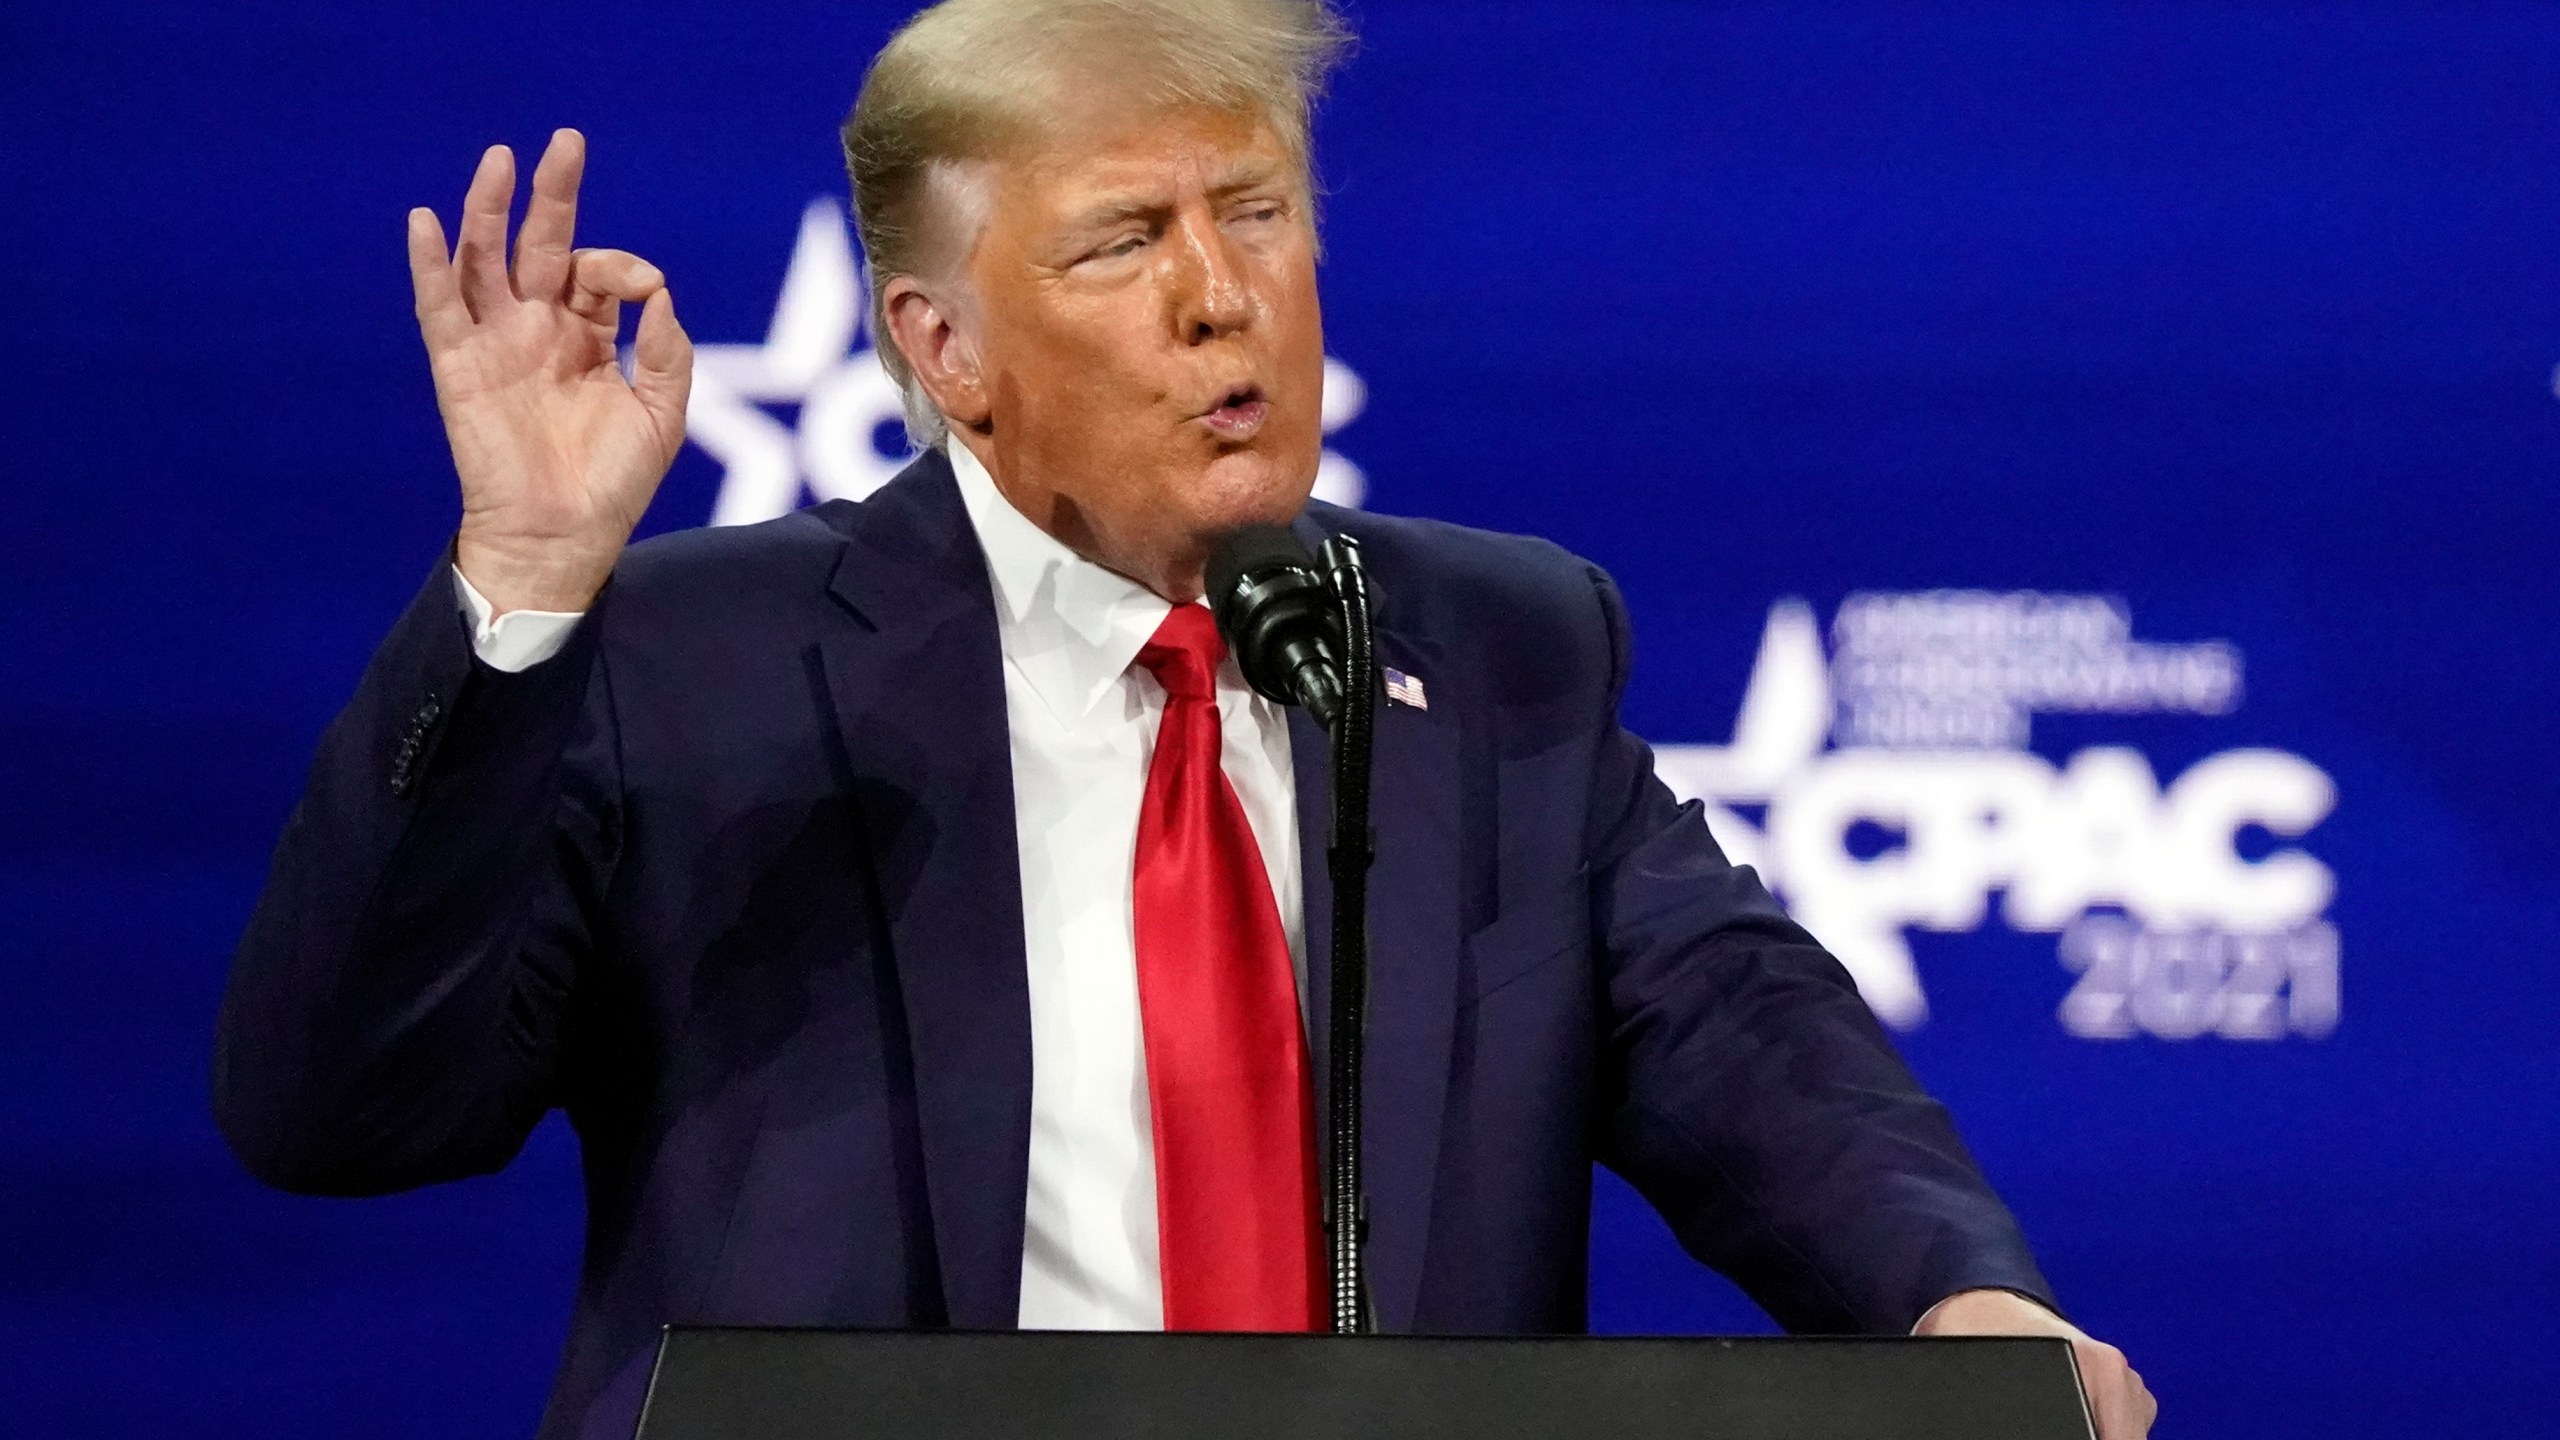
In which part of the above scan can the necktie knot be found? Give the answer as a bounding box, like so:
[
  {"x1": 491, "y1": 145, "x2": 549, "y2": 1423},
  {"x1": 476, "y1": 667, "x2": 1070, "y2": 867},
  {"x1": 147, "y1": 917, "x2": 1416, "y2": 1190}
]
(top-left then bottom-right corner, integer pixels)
[{"x1": 1138, "y1": 604, "x2": 1225, "y2": 703}]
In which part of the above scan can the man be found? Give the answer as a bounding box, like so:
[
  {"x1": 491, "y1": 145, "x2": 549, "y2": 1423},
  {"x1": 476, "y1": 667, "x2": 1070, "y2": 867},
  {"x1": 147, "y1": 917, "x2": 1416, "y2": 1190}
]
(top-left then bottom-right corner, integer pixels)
[{"x1": 214, "y1": 1, "x2": 2156, "y2": 1436}]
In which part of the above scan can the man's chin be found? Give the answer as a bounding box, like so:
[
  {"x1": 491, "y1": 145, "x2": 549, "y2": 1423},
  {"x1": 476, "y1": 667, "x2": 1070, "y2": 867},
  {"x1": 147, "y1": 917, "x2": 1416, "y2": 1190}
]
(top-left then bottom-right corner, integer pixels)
[{"x1": 1188, "y1": 446, "x2": 1319, "y2": 533}]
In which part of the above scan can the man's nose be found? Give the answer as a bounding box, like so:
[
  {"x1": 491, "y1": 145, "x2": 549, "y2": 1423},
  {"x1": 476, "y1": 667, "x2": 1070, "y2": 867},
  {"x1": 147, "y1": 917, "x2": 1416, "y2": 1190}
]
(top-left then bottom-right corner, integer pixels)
[{"x1": 1170, "y1": 212, "x2": 1251, "y2": 344}]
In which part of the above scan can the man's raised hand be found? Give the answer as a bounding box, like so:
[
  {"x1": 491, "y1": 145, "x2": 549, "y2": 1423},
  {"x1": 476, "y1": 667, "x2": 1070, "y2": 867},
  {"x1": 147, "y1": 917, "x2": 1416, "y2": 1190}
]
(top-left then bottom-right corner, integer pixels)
[{"x1": 407, "y1": 129, "x2": 692, "y2": 616}]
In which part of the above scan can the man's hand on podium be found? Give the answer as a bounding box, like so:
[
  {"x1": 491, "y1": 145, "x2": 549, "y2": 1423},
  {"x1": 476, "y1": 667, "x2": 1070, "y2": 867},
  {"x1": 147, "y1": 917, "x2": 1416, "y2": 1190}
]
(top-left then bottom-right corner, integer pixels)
[
  {"x1": 1914, "y1": 1288, "x2": 2155, "y2": 1439},
  {"x1": 407, "y1": 128, "x2": 693, "y2": 617}
]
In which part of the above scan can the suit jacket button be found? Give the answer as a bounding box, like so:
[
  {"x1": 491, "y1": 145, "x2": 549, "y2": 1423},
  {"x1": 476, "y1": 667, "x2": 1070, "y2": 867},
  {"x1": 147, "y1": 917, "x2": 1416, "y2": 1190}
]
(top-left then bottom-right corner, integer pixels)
[{"x1": 390, "y1": 692, "x2": 442, "y2": 796}]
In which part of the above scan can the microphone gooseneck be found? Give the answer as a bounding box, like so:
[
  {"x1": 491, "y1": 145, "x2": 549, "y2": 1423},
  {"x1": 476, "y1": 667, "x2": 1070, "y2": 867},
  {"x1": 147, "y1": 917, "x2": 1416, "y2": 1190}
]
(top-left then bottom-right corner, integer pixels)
[
  {"x1": 1206, "y1": 526, "x2": 1346, "y2": 729},
  {"x1": 1313, "y1": 531, "x2": 1378, "y2": 1335}
]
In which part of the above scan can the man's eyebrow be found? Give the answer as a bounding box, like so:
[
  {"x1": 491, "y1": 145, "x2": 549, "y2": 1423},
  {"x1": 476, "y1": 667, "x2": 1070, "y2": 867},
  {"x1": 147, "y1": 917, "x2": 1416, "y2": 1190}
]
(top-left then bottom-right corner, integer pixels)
[
  {"x1": 1066, "y1": 195, "x2": 1167, "y2": 231},
  {"x1": 1063, "y1": 163, "x2": 1295, "y2": 230},
  {"x1": 1207, "y1": 159, "x2": 1290, "y2": 196}
]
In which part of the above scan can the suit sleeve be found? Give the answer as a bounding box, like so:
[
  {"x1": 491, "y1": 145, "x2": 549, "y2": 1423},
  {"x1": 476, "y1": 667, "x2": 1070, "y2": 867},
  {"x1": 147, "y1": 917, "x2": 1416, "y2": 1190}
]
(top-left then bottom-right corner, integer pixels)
[
  {"x1": 1577, "y1": 565, "x2": 2057, "y2": 1334},
  {"x1": 211, "y1": 553, "x2": 619, "y2": 1196}
]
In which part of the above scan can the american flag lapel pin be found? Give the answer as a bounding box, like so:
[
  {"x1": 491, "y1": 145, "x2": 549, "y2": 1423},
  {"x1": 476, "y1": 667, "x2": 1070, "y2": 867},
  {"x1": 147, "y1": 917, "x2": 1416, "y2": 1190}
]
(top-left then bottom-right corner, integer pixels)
[{"x1": 1382, "y1": 666, "x2": 1428, "y2": 711}]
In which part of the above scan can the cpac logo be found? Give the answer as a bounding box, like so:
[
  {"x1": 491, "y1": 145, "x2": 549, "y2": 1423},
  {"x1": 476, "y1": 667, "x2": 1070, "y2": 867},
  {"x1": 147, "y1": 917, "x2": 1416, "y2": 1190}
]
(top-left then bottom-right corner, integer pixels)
[
  {"x1": 678, "y1": 200, "x2": 1373, "y2": 525},
  {"x1": 1654, "y1": 593, "x2": 2340, "y2": 1041}
]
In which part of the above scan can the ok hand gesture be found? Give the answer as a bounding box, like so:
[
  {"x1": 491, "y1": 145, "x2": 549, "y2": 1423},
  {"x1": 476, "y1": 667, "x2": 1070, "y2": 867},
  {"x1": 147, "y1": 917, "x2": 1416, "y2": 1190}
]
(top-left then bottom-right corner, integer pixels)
[{"x1": 407, "y1": 129, "x2": 692, "y2": 615}]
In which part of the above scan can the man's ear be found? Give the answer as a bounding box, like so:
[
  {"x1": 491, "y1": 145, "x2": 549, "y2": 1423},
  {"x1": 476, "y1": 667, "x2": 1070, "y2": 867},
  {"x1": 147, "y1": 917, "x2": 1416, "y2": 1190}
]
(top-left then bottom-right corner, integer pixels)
[{"x1": 882, "y1": 276, "x2": 991, "y2": 430}]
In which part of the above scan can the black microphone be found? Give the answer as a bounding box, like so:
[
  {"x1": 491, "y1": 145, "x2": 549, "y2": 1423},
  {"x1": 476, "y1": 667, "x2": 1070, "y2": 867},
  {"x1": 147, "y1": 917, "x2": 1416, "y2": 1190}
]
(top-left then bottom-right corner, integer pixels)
[{"x1": 1206, "y1": 526, "x2": 1346, "y2": 728}]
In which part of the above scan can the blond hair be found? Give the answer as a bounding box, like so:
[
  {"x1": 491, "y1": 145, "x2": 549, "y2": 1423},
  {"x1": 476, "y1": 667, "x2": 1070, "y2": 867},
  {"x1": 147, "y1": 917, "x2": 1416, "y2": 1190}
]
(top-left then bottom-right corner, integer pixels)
[{"x1": 842, "y1": 0, "x2": 1352, "y2": 447}]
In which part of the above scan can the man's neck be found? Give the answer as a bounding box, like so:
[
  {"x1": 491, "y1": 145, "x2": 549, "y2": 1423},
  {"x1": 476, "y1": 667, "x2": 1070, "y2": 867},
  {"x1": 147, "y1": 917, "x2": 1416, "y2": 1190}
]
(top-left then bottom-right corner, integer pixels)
[{"x1": 944, "y1": 433, "x2": 1203, "y2": 602}]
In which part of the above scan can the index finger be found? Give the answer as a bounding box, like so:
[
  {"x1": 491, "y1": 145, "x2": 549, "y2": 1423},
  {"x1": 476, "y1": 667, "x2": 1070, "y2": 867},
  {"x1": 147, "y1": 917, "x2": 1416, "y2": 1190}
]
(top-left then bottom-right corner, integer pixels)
[
  {"x1": 406, "y1": 206, "x2": 468, "y2": 349},
  {"x1": 514, "y1": 128, "x2": 585, "y2": 302}
]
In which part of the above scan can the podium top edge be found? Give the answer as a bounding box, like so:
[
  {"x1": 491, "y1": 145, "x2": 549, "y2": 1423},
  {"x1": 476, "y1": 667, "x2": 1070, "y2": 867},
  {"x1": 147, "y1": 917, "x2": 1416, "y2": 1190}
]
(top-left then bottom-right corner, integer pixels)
[{"x1": 654, "y1": 1325, "x2": 2075, "y2": 1350}]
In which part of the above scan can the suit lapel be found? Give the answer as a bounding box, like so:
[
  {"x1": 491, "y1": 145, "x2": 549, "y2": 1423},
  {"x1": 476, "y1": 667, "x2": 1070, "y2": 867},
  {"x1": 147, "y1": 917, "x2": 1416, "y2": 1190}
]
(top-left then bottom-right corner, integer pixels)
[
  {"x1": 1289, "y1": 517, "x2": 1463, "y2": 1334},
  {"x1": 812, "y1": 453, "x2": 1031, "y2": 1330}
]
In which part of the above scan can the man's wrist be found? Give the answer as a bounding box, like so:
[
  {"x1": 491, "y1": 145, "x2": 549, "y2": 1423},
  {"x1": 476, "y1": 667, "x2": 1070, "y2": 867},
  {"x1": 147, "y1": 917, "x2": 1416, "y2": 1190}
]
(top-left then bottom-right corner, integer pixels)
[{"x1": 453, "y1": 529, "x2": 619, "y2": 616}]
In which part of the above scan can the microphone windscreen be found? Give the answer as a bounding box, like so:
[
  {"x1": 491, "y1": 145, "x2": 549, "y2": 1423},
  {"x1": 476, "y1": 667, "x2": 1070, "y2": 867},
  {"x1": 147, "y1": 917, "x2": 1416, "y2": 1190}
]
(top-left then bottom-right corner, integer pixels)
[
  {"x1": 1205, "y1": 524, "x2": 1344, "y2": 723},
  {"x1": 1206, "y1": 525, "x2": 1320, "y2": 627}
]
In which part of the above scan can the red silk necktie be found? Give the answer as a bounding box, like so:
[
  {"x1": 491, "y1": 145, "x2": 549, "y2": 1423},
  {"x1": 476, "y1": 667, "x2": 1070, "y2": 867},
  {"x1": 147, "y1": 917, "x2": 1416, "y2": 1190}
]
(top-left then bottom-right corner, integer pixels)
[{"x1": 1131, "y1": 604, "x2": 1322, "y2": 1331}]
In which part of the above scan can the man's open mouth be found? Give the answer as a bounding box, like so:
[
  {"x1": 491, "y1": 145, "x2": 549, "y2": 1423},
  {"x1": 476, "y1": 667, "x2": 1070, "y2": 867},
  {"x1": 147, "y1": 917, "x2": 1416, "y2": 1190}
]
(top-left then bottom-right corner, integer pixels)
[{"x1": 1199, "y1": 385, "x2": 1269, "y2": 439}]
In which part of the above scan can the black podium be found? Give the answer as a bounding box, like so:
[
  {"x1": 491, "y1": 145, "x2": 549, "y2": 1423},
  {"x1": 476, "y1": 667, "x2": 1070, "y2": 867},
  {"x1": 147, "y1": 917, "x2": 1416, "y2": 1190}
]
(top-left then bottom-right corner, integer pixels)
[{"x1": 632, "y1": 1328, "x2": 2095, "y2": 1439}]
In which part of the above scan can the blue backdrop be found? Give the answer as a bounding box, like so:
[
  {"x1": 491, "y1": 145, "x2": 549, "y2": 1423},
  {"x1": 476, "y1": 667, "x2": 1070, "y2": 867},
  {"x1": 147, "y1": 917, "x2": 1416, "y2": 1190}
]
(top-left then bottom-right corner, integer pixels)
[{"x1": 5, "y1": 2, "x2": 2554, "y2": 1435}]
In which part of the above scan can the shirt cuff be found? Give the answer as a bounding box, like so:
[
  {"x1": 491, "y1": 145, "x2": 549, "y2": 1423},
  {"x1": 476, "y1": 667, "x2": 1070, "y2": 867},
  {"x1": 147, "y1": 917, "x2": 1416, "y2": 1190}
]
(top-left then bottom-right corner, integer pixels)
[{"x1": 451, "y1": 566, "x2": 586, "y2": 673}]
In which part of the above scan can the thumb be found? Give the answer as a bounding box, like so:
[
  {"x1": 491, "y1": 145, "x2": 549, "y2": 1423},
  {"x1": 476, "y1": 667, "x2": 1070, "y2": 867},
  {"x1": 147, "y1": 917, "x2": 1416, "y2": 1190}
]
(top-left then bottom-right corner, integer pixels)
[{"x1": 630, "y1": 287, "x2": 694, "y2": 453}]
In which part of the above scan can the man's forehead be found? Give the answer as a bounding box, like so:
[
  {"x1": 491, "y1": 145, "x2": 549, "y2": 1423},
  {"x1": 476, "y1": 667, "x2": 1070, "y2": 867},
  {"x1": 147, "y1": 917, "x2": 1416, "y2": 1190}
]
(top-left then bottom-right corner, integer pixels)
[{"x1": 998, "y1": 109, "x2": 1300, "y2": 220}]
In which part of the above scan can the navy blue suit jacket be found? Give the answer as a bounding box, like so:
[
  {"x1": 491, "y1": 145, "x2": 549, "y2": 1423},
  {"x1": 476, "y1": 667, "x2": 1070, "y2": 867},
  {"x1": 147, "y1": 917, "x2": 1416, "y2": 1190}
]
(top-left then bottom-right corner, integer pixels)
[{"x1": 215, "y1": 452, "x2": 2051, "y2": 1439}]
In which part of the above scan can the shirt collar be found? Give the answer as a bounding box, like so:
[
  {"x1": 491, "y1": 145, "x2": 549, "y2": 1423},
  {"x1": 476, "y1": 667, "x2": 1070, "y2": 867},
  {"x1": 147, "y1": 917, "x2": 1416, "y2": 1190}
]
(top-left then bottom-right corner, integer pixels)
[{"x1": 947, "y1": 437, "x2": 1177, "y2": 726}]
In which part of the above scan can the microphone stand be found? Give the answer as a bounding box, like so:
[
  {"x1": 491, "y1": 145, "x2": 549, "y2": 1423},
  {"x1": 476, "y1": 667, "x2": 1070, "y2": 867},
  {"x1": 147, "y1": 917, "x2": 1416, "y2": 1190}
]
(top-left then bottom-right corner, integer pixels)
[{"x1": 1316, "y1": 534, "x2": 1376, "y2": 1335}]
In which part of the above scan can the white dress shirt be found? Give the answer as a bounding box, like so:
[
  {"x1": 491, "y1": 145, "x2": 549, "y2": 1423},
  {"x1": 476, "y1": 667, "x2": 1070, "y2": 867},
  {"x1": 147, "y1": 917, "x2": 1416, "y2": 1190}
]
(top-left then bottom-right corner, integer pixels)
[{"x1": 451, "y1": 445, "x2": 1303, "y2": 1331}]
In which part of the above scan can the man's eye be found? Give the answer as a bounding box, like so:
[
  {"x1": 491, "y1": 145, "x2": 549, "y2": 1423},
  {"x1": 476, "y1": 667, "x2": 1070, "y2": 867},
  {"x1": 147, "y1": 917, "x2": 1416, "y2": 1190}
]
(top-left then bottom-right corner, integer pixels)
[{"x1": 1098, "y1": 235, "x2": 1146, "y2": 258}]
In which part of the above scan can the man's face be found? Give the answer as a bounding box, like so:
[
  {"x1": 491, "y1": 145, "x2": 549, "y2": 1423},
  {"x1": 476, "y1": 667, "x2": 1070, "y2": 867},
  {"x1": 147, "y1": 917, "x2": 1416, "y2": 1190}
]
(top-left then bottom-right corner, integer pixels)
[{"x1": 947, "y1": 102, "x2": 1325, "y2": 600}]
